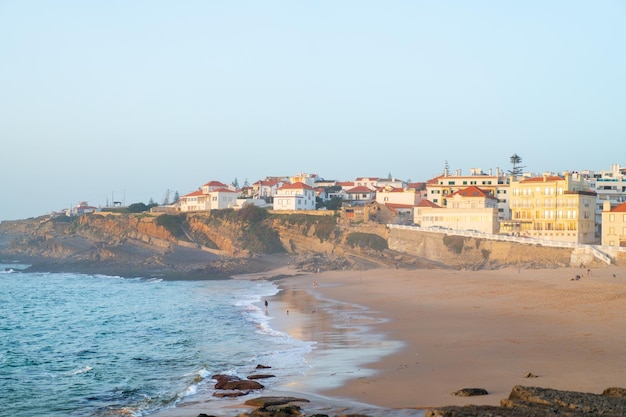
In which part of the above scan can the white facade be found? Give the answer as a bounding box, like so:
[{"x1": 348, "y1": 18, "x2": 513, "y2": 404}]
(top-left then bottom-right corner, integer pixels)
[
  {"x1": 376, "y1": 187, "x2": 423, "y2": 206},
  {"x1": 178, "y1": 181, "x2": 238, "y2": 212},
  {"x1": 273, "y1": 182, "x2": 316, "y2": 211},
  {"x1": 254, "y1": 179, "x2": 286, "y2": 200}
]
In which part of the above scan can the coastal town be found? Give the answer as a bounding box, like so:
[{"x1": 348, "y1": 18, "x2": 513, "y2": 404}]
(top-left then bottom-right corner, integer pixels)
[{"x1": 69, "y1": 159, "x2": 626, "y2": 249}]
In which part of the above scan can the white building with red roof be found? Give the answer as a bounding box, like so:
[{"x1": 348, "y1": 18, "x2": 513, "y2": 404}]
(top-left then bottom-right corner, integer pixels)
[
  {"x1": 273, "y1": 182, "x2": 316, "y2": 211},
  {"x1": 178, "y1": 180, "x2": 238, "y2": 212},
  {"x1": 354, "y1": 177, "x2": 379, "y2": 190},
  {"x1": 343, "y1": 185, "x2": 376, "y2": 204},
  {"x1": 253, "y1": 178, "x2": 287, "y2": 201}
]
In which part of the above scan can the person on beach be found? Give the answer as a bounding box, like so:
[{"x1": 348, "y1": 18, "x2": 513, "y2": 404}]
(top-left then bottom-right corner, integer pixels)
[{"x1": 264, "y1": 299, "x2": 268, "y2": 313}]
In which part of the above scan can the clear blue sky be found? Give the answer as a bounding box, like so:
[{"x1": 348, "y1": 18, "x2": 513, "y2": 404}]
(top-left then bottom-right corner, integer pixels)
[{"x1": 1, "y1": 1, "x2": 625, "y2": 220}]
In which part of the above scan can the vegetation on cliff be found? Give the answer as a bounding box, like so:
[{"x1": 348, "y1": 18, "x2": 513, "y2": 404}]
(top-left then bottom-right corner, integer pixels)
[{"x1": 345, "y1": 232, "x2": 388, "y2": 252}]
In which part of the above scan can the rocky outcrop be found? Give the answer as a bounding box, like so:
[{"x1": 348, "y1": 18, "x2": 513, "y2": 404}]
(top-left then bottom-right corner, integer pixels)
[
  {"x1": 427, "y1": 385, "x2": 626, "y2": 417},
  {"x1": 213, "y1": 374, "x2": 265, "y2": 390},
  {"x1": 452, "y1": 388, "x2": 489, "y2": 397}
]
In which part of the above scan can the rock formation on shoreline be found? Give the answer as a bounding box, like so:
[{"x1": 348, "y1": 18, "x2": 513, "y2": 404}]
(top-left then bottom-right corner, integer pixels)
[{"x1": 232, "y1": 385, "x2": 626, "y2": 417}]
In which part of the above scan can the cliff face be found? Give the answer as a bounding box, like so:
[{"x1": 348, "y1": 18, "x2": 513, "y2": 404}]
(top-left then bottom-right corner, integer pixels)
[
  {"x1": 1, "y1": 208, "x2": 606, "y2": 276},
  {"x1": 388, "y1": 228, "x2": 595, "y2": 269}
]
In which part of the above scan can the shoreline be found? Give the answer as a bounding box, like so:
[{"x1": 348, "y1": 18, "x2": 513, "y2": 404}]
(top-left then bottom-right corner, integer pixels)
[
  {"x1": 161, "y1": 262, "x2": 626, "y2": 416},
  {"x1": 5, "y1": 250, "x2": 626, "y2": 415},
  {"x1": 281, "y1": 265, "x2": 626, "y2": 409}
]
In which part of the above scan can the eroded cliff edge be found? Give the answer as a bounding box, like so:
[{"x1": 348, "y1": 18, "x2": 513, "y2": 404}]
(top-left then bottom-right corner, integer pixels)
[{"x1": 0, "y1": 205, "x2": 611, "y2": 277}]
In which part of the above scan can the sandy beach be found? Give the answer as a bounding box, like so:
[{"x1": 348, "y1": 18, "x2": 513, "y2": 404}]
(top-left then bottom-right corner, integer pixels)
[{"x1": 152, "y1": 263, "x2": 626, "y2": 416}]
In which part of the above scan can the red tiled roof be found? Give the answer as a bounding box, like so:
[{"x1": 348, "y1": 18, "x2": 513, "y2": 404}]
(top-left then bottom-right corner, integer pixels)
[
  {"x1": 417, "y1": 199, "x2": 442, "y2": 208},
  {"x1": 346, "y1": 185, "x2": 375, "y2": 193},
  {"x1": 612, "y1": 201, "x2": 626, "y2": 212},
  {"x1": 426, "y1": 176, "x2": 443, "y2": 184},
  {"x1": 450, "y1": 186, "x2": 495, "y2": 199},
  {"x1": 255, "y1": 179, "x2": 282, "y2": 186},
  {"x1": 203, "y1": 180, "x2": 228, "y2": 187},
  {"x1": 279, "y1": 182, "x2": 314, "y2": 191},
  {"x1": 407, "y1": 182, "x2": 426, "y2": 190},
  {"x1": 212, "y1": 188, "x2": 236, "y2": 193},
  {"x1": 385, "y1": 203, "x2": 415, "y2": 209},
  {"x1": 337, "y1": 181, "x2": 354, "y2": 186},
  {"x1": 182, "y1": 190, "x2": 204, "y2": 197}
]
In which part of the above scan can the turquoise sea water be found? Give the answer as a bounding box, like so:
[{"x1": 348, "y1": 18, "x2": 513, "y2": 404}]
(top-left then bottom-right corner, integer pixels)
[{"x1": 0, "y1": 264, "x2": 312, "y2": 417}]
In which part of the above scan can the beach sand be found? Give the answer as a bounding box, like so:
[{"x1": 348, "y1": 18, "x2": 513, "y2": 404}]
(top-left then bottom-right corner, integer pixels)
[
  {"x1": 153, "y1": 264, "x2": 626, "y2": 415},
  {"x1": 272, "y1": 265, "x2": 626, "y2": 409}
]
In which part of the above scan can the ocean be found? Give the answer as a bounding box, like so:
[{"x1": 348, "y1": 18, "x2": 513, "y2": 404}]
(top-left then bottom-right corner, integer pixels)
[{"x1": 0, "y1": 263, "x2": 313, "y2": 417}]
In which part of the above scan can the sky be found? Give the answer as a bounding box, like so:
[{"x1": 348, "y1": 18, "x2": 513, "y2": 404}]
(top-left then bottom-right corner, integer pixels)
[{"x1": 1, "y1": 1, "x2": 625, "y2": 221}]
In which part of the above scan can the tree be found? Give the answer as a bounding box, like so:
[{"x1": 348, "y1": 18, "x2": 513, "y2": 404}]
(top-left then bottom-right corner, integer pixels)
[
  {"x1": 128, "y1": 202, "x2": 150, "y2": 213},
  {"x1": 173, "y1": 191, "x2": 180, "y2": 203},
  {"x1": 232, "y1": 178, "x2": 239, "y2": 188},
  {"x1": 325, "y1": 196, "x2": 343, "y2": 210},
  {"x1": 508, "y1": 153, "x2": 526, "y2": 177}
]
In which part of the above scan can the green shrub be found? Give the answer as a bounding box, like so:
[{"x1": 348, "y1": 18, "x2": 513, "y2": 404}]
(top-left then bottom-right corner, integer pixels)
[
  {"x1": 238, "y1": 205, "x2": 268, "y2": 223},
  {"x1": 241, "y1": 222, "x2": 285, "y2": 253},
  {"x1": 345, "y1": 232, "x2": 388, "y2": 252},
  {"x1": 443, "y1": 235, "x2": 465, "y2": 254},
  {"x1": 155, "y1": 214, "x2": 185, "y2": 238},
  {"x1": 314, "y1": 216, "x2": 336, "y2": 242}
]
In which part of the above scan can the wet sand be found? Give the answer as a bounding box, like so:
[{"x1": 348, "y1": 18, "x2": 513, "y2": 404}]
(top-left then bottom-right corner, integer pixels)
[{"x1": 152, "y1": 264, "x2": 626, "y2": 416}]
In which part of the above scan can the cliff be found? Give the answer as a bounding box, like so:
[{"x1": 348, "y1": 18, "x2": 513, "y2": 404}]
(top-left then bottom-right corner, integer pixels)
[{"x1": 0, "y1": 206, "x2": 614, "y2": 277}]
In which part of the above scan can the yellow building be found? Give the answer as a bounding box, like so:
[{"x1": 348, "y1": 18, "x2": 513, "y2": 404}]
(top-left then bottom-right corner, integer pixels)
[
  {"x1": 415, "y1": 186, "x2": 500, "y2": 234},
  {"x1": 505, "y1": 173, "x2": 596, "y2": 243},
  {"x1": 601, "y1": 201, "x2": 626, "y2": 247}
]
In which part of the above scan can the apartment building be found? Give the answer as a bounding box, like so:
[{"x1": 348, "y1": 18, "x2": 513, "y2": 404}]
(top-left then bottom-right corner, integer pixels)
[{"x1": 505, "y1": 173, "x2": 596, "y2": 243}]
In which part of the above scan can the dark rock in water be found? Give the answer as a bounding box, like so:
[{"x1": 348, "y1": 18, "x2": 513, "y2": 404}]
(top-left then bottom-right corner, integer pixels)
[
  {"x1": 244, "y1": 397, "x2": 311, "y2": 407},
  {"x1": 197, "y1": 414, "x2": 217, "y2": 417},
  {"x1": 452, "y1": 388, "x2": 489, "y2": 397},
  {"x1": 213, "y1": 390, "x2": 250, "y2": 398},
  {"x1": 256, "y1": 364, "x2": 272, "y2": 369},
  {"x1": 213, "y1": 374, "x2": 264, "y2": 390},
  {"x1": 248, "y1": 374, "x2": 276, "y2": 380},
  {"x1": 524, "y1": 372, "x2": 538, "y2": 378}
]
